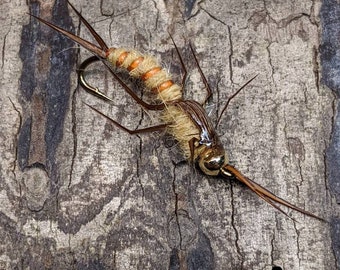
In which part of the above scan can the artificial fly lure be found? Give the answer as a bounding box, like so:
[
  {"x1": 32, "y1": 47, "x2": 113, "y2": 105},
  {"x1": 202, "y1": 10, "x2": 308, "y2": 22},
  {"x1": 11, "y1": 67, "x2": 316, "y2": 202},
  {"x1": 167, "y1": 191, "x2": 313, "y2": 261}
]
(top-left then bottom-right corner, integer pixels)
[{"x1": 30, "y1": 1, "x2": 324, "y2": 221}]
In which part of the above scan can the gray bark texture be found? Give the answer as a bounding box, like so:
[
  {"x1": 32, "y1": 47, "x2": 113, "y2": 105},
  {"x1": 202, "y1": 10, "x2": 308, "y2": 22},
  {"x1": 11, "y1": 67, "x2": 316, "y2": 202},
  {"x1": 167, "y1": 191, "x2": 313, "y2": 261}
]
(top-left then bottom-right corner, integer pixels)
[{"x1": 0, "y1": 0, "x2": 337, "y2": 269}]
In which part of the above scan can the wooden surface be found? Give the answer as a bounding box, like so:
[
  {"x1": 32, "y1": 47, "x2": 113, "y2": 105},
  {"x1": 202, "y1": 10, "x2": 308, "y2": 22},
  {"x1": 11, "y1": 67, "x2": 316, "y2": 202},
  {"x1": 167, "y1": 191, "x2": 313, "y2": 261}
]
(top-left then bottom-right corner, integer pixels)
[{"x1": 0, "y1": 0, "x2": 337, "y2": 269}]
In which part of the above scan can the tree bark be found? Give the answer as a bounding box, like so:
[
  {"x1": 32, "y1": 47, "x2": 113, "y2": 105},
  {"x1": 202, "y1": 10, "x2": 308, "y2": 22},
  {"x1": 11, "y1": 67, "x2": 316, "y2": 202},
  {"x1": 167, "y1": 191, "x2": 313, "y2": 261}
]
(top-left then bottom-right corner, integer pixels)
[{"x1": 0, "y1": 0, "x2": 336, "y2": 269}]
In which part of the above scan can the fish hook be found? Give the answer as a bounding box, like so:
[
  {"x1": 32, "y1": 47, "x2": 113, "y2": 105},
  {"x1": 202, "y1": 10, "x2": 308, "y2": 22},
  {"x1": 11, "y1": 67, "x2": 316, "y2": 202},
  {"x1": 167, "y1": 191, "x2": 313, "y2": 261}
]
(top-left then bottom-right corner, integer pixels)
[{"x1": 78, "y1": 56, "x2": 115, "y2": 102}]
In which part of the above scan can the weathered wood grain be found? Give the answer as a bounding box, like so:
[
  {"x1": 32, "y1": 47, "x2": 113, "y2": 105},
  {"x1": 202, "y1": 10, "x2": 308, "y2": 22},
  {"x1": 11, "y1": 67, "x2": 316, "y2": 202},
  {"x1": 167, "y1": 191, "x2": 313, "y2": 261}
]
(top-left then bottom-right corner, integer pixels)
[{"x1": 0, "y1": 0, "x2": 336, "y2": 269}]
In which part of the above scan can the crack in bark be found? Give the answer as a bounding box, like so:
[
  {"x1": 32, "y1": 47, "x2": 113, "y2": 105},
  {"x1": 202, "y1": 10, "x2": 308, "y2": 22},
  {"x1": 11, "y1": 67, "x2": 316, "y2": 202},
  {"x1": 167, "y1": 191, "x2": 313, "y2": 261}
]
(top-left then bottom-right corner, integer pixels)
[
  {"x1": 150, "y1": 0, "x2": 160, "y2": 31},
  {"x1": 292, "y1": 221, "x2": 301, "y2": 267},
  {"x1": 312, "y1": 46, "x2": 320, "y2": 95},
  {"x1": 199, "y1": 5, "x2": 227, "y2": 26},
  {"x1": 185, "y1": 0, "x2": 201, "y2": 20},
  {"x1": 323, "y1": 137, "x2": 330, "y2": 192},
  {"x1": 330, "y1": 220, "x2": 340, "y2": 270},
  {"x1": 270, "y1": 216, "x2": 278, "y2": 266},
  {"x1": 172, "y1": 164, "x2": 183, "y2": 250},
  {"x1": 270, "y1": 238, "x2": 275, "y2": 268},
  {"x1": 297, "y1": 160, "x2": 303, "y2": 198},
  {"x1": 1, "y1": 30, "x2": 9, "y2": 69},
  {"x1": 227, "y1": 25, "x2": 234, "y2": 85},
  {"x1": 136, "y1": 137, "x2": 145, "y2": 199},
  {"x1": 69, "y1": 85, "x2": 78, "y2": 189},
  {"x1": 265, "y1": 42, "x2": 276, "y2": 86},
  {"x1": 113, "y1": 250, "x2": 117, "y2": 268},
  {"x1": 230, "y1": 183, "x2": 244, "y2": 269},
  {"x1": 68, "y1": 13, "x2": 83, "y2": 189},
  {"x1": 134, "y1": 90, "x2": 146, "y2": 198},
  {"x1": 263, "y1": 0, "x2": 312, "y2": 29},
  {"x1": 8, "y1": 98, "x2": 22, "y2": 180}
]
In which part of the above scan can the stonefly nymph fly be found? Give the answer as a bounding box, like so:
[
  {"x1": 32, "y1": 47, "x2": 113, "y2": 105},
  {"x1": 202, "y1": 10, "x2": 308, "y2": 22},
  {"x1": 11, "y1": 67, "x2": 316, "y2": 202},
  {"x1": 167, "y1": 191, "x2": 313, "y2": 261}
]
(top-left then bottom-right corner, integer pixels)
[{"x1": 30, "y1": 1, "x2": 323, "y2": 221}]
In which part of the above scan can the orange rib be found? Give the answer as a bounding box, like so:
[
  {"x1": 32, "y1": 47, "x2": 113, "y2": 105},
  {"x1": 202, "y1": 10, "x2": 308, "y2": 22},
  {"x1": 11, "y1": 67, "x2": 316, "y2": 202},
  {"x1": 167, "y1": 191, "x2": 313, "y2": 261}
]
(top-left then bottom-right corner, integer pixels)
[
  {"x1": 128, "y1": 57, "x2": 144, "y2": 71},
  {"x1": 116, "y1": 51, "x2": 129, "y2": 67},
  {"x1": 141, "y1": 67, "x2": 161, "y2": 81},
  {"x1": 153, "y1": 80, "x2": 174, "y2": 93}
]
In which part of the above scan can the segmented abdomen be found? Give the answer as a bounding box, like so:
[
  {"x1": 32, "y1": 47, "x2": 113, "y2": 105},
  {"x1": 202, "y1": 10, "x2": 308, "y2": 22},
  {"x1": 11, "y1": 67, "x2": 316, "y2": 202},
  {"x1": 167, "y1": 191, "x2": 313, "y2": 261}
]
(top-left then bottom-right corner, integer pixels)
[
  {"x1": 107, "y1": 48, "x2": 202, "y2": 160},
  {"x1": 107, "y1": 48, "x2": 182, "y2": 103}
]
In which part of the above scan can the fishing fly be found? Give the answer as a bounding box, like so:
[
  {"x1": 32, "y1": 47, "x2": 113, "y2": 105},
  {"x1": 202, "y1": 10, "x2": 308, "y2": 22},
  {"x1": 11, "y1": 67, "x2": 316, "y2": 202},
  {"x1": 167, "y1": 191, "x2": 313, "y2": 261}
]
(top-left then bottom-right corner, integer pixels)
[{"x1": 30, "y1": 1, "x2": 323, "y2": 221}]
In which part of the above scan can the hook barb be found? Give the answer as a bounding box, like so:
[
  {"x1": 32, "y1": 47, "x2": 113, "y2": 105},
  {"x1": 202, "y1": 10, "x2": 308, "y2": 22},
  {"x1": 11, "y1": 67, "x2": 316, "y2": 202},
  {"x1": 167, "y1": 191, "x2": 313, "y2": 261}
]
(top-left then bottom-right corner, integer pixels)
[{"x1": 78, "y1": 56, "x2": 115, "y2": 102}]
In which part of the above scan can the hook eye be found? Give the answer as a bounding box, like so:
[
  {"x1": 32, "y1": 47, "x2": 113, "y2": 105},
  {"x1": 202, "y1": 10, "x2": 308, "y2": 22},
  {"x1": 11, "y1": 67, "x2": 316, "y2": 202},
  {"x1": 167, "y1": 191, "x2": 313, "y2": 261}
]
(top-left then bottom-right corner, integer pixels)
[{"x1": 78, "y1": 56, "x2": 114, "y2": 102}]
